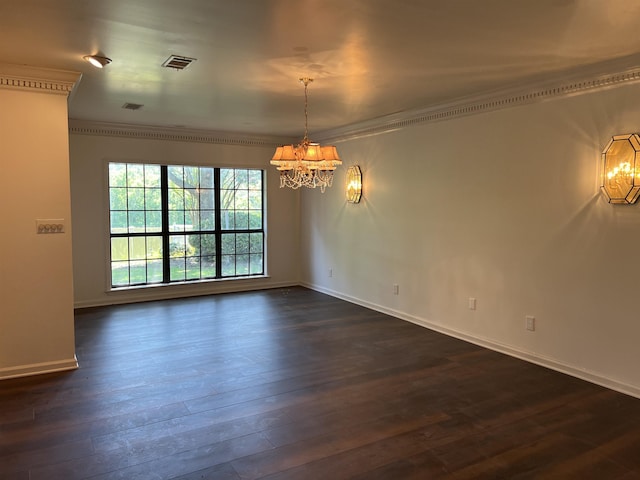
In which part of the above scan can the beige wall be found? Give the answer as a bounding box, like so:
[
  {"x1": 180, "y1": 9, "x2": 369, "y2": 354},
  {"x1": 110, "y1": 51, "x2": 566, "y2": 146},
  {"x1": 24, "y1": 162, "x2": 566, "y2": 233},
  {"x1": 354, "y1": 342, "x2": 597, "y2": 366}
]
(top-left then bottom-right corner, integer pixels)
[
  {"x1": 69, "y1": 134, "x2": 300, "y2": 307},
  {"x1": 0, "y1": 85, "x2": 77, "y2": 378},
  {"x1": 301, "y1": 82, "x2": 640, "y2": 397}
]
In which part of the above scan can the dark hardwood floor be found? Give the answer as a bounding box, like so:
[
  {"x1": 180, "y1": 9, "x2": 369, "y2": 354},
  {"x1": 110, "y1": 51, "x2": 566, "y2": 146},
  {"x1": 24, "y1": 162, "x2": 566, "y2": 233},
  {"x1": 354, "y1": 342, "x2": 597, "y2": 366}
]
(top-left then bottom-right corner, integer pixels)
[{"x1": 1, "y1": 287, "x2": 640, "y2": 479}]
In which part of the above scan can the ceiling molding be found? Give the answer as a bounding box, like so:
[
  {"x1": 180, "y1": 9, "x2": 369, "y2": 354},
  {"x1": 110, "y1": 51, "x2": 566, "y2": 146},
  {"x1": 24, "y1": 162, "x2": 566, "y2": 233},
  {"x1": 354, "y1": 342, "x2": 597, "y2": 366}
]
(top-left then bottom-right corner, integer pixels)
[
  {"x1": 68, "y1": 120, "x2": 295, "y2": 147},
  {"x1": 0, "y1": 63, "x2": 81, "y2": 95},
  {"x1": 317, "y1": 57, "x2": 640, "y2": 143}
]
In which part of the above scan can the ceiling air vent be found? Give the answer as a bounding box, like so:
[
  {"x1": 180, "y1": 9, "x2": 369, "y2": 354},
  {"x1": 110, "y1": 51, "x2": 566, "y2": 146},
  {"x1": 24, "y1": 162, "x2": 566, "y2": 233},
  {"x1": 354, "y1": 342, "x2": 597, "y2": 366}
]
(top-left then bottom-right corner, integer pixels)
[
  {"x1": 162, "y1": 55, "x2": 197, "y2": 70},
  {"x1": 122, "y1": 103, "x2": 144, "y2": 110}
]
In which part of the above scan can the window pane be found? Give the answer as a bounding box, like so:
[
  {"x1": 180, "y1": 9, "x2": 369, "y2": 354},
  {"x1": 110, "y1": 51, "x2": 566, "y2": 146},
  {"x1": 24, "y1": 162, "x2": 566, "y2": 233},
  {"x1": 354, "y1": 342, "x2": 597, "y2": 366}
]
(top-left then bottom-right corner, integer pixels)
[
  {"x1": 110, "y1": 188, "x2": 127, "y2": 210},
  {"x1": 128, "y1": 188, "x2": 145, "y2": 210},
  {"x1": 168, "y1": 189, "x2": 184, "y2": 210},
  {"x1": 221, "y1": 210, "x2": 234, "y2": 230},
  {"x1": 146, "y1": 211, "x2": 162, "y2": 232},
  {"x1": 201, "y1": 234, "x2": 215, "y2": 255},
  {"x1": 236, "y1": 233, "x2": 249, "y2": 254},
  {"x1": 200, "y1": 168, "x2": 214, "y2": 188},
  {"x1": 168, "y1": 166, "x2": 184, "y2": 187},
  {"x1": 146, "y1": 236, "x2": 162, "y2": 260},
  {"x1": 200, "y1": 189, "x2": 215, "y2": 211},
  {"x1": 249, "y1": 190, "x2": 261, "y2": 209},
  {"x1": 185, "y1": 211, "x2": 200, "y2": 231},
  {"x1": 110, "y1": 211, "x2": 128, "y2": 234},
  {"x1": 236, "y1": 254, "x2": 249, "y2": 275},
  {"x1": 222, "y1": 255, "x2": 235, "y2": 276},
  {"x1": 250, "y1": 254, "x2": 263, "y2": 274},
  {"x1": 235, "y1": 170, "x2": 248, "y2": 189},
  {"x1": 147, "y1": 259, "x2": 163, "y2": 283},
  {"x1": 169, "y1": 211, "x2": 185, "y2": 231},
  {"x1": 184, "y1": 167, "x2": 199, "y2": 187},
  {"x1": 170, "y1": 257, "x2": 185, "y2": 281},
  {"x1": 144, "y1": 165, "x2": 161, "y2": 187},
  {"x1": 129, "y1": 237, "x2": 146, "y2": 260},
  {"x1": 248, "y1": 211, "x2": 262, "y2": 229},
  {"x1": 187, "y1": 235, "x2": 200, "y2": 256},
  {"x1": 129, "y1": 261, "x2": 147, "y2": 284},
  {"x1": 220, "y1": 169, "x2": 234, "y2": 190},
  {"x1": 202, "y1": 255, "x2": 216, "y2": 277},
  {"x1": 234, "y1": 190, "x2": 248, "y2": 208},
  {"x1": 109, "y1": 164, "x2": 127, "y2": 187},
  {"x1": 248, "y1": 170, "x2": 262, "y2": 189},
  {"x1": 250, "y1": 233, "x2": 263, "y2": 253},
  {"x1": 111, "y1": 237, "x2": 129, "y2": 261},
  {"x1": 221, "y1": 234, "x2": 235, "y2": 254},
  {"x1": 235, "y1": 211, "x2": 248, "y2": 229},
  {"x1": 186, "y1": 258, "x2": 201, "y2": 280},
  {"x1": 200, "y1": 210, "x2": 215, "y2": 231},
  {"x1": 127, "y1": 164, "x2": 144, "y2": 187},
  {"x1": 170, "y1": 235, "x2": 187, "y2": 257},
  {"x1": 220, "y1": 189, "x2": 234, "y2": 210},
  {"x1": 111, "y1": 261, "x2": 129, "y2": 286},
  {"x1": 185, "y1": 189, "x2": 199, "y2": 209},
  {"x1": 146, "y1": 188, "x2": 161, "y2": 209},
  {"x1": 128, "y1": 211, "x2": 145, "y2": 233}
]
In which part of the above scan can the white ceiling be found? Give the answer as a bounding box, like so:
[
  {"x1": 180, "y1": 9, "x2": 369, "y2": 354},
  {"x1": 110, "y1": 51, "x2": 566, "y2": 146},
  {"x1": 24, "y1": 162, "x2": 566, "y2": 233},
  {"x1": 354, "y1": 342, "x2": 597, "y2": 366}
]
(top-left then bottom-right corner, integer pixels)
[{"x1": 3, "y1": 0, "x2": 640, "y2": 137}]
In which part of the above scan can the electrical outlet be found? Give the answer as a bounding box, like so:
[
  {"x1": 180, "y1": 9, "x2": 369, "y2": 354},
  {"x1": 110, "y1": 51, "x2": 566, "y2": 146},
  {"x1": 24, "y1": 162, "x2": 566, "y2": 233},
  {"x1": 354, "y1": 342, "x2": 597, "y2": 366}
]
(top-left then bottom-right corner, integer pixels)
[
  {"x1": 393, "y1": 284, "x2": 399, "y2": 295},
  {"x1": 526, "y1": 315, "x2": 536, "y2": 331},
  {"x1": 468, "y1": 297, "x2": 477, "y2": 310},
  {"x1": 328, "y1": 268, "x2": 333, "y2": 278}
]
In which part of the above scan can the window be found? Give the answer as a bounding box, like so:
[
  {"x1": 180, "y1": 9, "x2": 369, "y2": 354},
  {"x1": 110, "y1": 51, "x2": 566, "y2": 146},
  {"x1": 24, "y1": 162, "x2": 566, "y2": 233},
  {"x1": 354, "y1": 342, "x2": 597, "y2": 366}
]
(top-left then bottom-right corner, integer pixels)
[{"x1": 109, "y1": 163, "x2": 264, "y2": 287}]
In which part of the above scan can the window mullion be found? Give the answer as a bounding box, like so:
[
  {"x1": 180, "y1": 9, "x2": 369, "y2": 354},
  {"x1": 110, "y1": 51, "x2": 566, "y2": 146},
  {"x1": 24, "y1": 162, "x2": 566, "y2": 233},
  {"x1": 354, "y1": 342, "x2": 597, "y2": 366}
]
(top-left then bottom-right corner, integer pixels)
[
  {"x1": 161, "y1": 165, "x2": 170, "y2": 283},
  {"x1": 214, "y1": 168, "x2": 222, "y2": 278}
]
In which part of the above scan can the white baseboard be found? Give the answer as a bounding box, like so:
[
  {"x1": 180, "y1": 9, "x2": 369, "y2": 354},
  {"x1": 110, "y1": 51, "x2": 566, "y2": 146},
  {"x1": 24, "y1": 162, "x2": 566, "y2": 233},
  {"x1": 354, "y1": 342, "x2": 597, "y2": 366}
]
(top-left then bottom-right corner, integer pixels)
[
  {"x1": 0, "y1": 356, "x2": 78, "y2": 381},
  {"x1": 302, "y1": 282, "x2": 640, "y2": 400},
  {"x1": 74, "y1": 280, "x2": 299, "y2": 309}
]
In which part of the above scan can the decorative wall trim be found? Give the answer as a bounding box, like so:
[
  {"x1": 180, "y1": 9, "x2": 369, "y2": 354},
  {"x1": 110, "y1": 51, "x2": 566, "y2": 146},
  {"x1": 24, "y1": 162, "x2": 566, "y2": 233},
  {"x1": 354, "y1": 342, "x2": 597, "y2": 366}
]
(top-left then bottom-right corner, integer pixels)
[
  {"x1": 0, "y1": 63, "x2": 81, "y2": 96},
  {"x1": 69, "y1": 119, "x2": 295, "y2": 147},
  {"x1": 0, "y1": 356, "x2": 79, "y2": 381},
  {"x1": 317, "y1": 57, "x2": 640, "y2": 143},
  {"x1": 302, "y1": 282, "x2": 640, "y2": 400}
]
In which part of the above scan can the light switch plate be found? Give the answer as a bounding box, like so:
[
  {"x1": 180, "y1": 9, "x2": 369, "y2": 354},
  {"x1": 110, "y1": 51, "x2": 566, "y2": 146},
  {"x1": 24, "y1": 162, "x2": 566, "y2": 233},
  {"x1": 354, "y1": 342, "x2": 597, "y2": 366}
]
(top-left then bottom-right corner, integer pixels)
[{"x1": 36, "y1": 219, "x2": 65, "y2": 234}]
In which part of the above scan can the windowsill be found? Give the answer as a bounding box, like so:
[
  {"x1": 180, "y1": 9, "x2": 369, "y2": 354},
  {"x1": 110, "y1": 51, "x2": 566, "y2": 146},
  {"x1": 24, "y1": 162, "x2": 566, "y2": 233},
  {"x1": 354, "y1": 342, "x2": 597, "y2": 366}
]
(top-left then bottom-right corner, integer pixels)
[{"x1": 107, "y1": 275, "x2": 271, "y2": 294}]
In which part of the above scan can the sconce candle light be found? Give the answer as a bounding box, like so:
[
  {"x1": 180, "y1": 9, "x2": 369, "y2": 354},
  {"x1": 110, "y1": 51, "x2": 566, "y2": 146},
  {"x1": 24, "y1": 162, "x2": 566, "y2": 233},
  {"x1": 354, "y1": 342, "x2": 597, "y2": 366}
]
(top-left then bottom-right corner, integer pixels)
[
  {"x1": 346, "y1": 165, "x2": 362, "y2": 203},
  {"x1": 601, "y1": 133, "x2": 640, "y2": 204}
]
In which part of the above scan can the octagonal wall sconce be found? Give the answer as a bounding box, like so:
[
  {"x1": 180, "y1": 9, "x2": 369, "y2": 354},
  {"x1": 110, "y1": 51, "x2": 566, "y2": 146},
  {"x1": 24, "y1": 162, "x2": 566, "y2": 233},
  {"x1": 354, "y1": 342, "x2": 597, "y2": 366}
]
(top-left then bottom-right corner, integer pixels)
[
  {"x1": 601, "y1": 133, "x2": 640, "y2": 204},
  {"x1": 346, "y1": 165, "x2": 362, "y2": 203}
]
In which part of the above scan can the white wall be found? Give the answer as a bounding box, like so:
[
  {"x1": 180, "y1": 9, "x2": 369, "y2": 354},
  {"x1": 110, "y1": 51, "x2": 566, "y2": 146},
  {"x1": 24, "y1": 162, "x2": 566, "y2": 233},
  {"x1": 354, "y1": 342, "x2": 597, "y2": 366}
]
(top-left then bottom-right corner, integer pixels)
[
  {"x1": 301, "y1": 82, "x2": 640, "y2": 397},
  {"x1": 0, "y1": 86, "x2": 77, "y2": 378},
  {"x1": 69, "y1": 134, "x2": 300, "y2": 307}
]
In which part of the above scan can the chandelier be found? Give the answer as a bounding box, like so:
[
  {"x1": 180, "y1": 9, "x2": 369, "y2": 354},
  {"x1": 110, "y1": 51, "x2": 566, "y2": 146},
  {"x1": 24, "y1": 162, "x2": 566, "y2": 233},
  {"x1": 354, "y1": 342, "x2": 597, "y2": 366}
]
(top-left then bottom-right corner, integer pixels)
[{"x1": 271, "y1": 78, "x2": 342, "y2": 192}]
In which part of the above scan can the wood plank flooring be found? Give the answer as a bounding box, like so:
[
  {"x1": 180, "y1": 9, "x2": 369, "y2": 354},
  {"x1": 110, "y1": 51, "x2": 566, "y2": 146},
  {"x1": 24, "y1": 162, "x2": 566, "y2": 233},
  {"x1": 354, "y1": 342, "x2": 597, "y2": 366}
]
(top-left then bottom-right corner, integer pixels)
[{"x1": 1, "y1": 287, "x2": 640, "y2": 479}]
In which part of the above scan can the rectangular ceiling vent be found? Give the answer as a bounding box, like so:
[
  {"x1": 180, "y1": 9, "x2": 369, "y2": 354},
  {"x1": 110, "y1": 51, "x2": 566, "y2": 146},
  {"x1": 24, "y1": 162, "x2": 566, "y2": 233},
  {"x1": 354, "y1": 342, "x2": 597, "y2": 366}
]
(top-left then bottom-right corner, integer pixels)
[
  {"x1": 162, "y1": 55, "x2": 197, "y2": 70},
  {"x1": 122, "y1": 103, "x2": 144, "y2": 110}
]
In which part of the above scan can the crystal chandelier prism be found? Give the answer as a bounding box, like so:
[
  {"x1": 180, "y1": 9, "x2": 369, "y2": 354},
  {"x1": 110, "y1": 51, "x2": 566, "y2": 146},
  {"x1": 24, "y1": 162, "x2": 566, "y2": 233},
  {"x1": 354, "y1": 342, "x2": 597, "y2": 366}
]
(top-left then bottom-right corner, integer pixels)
[{"x1": 270, "y1": 78, "x2": 342, "y2": 192}]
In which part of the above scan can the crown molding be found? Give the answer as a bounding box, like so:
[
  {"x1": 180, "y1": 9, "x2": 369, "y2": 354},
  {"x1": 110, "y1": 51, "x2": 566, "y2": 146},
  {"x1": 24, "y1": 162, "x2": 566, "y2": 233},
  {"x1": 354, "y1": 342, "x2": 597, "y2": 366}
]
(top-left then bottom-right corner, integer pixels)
[
  {"x1": 0, "y1": 63, "x2": 81, "y2": 95},
  {"x1": 68, "y1": 119, "x2": 296, "y2": 147},
  {"x1": 317, "y1": 54, "x2": 640, "y2": 143}
]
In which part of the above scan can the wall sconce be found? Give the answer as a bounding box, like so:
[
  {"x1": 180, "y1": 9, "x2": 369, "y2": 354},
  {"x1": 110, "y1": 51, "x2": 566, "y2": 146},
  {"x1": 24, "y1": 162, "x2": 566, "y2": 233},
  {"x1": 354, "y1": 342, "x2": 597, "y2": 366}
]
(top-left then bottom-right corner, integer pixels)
[
  {"x1": 601, "y1": 134, "x2": 640, "y2": 204},
  {"x1": 346, "y1": 165, "x2": 362, "y2": 203}
]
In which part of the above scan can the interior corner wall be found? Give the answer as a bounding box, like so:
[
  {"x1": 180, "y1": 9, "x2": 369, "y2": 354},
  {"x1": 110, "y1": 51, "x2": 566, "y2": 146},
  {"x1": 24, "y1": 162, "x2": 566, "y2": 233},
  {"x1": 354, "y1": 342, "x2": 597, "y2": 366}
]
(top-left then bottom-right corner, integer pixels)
[
  {"x1": 0, "y1": 88, "x2": 77, "y2": 379},
  {"x1": 69, "y1": 134, "x2": 300, "y2": 307},
  {"x1": 300, "y1": 82, "x2": 640, "y2": 397}
]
